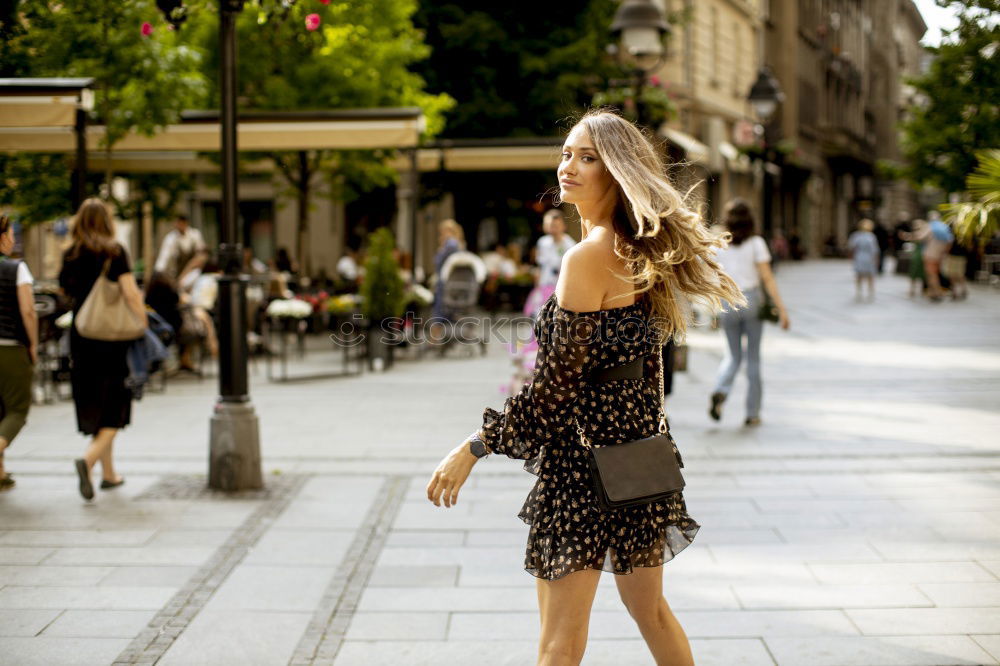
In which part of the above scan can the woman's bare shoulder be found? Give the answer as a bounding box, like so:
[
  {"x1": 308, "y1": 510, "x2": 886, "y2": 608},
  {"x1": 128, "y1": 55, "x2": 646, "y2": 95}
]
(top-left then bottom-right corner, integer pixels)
[
  {"x1": 558, "y1": 239, "x2": 635, "y2": 311},
  {"x1": 556, "y1": 243, "x2": 607, "y2": 312}
]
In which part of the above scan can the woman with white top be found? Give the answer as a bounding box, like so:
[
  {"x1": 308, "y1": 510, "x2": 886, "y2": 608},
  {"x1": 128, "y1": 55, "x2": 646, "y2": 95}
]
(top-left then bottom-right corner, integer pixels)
[
  {"x1": 710, "y1": 199, "x2": 790, "y2": 426},
  {"x1": 0, "y1": 214, "x2": 38, "y2": 491}
]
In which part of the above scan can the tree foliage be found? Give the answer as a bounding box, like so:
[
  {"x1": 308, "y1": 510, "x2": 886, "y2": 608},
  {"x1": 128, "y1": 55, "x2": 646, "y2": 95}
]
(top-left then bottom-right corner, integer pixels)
[
  {"x1": 0, "y1": 0, "x2": 206, "y2": 224},
  {"x1": 900, "y1": 0, "x2": 1000, "y2": 192},
  {"x1": 15, "y1": 0, "x2": 206, "y2": 150},
  {"x1": 190, "y1": 0, "x2": 452, "y2": 135},
  {"x1": 940, "y1": 149, "x2": 1000, "y2": 248},
  {"x1": 0, "y1": 154, "x2": 75, "y2": 224},
  {"x1": 412, "y1": 1, "x2": 621, "y2": 138},
  {"x1": 179, "y1": 0, "x2": 453, "y2": 268}
]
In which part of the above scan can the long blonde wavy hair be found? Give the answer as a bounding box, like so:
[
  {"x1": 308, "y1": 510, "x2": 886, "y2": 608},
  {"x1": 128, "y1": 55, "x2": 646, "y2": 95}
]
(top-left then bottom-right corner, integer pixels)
[{"x1": 568, "y1": 109, "x2": 745, "y2": 342}]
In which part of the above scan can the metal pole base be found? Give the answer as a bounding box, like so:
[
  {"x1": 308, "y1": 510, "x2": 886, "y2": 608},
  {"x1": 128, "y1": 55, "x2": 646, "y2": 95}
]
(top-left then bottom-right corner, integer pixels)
[{"x1": 209, "y1": 401, "x2": 263, "y2": 491}]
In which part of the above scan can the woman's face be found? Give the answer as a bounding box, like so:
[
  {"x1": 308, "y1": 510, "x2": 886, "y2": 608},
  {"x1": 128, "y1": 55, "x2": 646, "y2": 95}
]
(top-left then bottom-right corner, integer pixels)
[{"x1": 558, "y1": 124, "x2": 615, "y2": 206}]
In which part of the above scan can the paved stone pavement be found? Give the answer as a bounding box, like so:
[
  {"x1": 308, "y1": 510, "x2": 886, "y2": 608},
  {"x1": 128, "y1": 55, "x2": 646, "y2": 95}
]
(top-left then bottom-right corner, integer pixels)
[{"x1": 1, "y1": 259, "x2": 998, "y2": 666}]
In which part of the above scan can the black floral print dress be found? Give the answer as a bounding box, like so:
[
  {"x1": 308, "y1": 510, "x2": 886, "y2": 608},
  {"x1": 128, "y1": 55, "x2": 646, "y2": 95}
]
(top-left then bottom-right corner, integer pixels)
[{"x1": 481, "y1": 292, "x2": 699, "y2": 581}]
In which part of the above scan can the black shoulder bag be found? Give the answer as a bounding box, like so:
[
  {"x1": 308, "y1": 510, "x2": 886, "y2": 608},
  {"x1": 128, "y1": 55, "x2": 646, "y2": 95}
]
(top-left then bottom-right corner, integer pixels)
[{"x1": 576, "y1": 351, "x2": 686, "y2": 511}]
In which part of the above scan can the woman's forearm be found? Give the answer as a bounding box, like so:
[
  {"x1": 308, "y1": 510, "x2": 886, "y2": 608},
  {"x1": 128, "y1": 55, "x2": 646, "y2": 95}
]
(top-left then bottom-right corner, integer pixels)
[
  {"x1": 16, "y1": 285, "x2": 38, "y2": 349},
  {"x1": 761, "y1": 272, "x2": 786, "y2": 311}
]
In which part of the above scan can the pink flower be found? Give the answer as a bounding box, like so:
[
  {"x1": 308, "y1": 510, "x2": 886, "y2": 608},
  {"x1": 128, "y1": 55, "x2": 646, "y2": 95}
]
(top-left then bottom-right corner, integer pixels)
[
  {"x1": 650, "y1": 75, "x2": 661, "y2": 86},
  {"x1": 319, "y1": 0, "x2": 330, "y2": 4},
  {"x1": 305, "y1": 13, "x2": 321, "y2": 31},
  {"x1": 141, "y1": 22, "x2": 153, "y2": 37}
]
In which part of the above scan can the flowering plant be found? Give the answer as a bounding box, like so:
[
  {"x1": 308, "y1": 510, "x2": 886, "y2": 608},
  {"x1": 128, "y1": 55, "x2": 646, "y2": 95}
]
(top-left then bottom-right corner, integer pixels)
[
  {"x1": 266, "y1": 299, "x2": 313, "y2": 319},
  {"x1": 326, "y1": 293, "x2": 361, "y2": 314},
  {"x1": 404, "y1": 283, "x2": 434, "y2": 307},
  {"x1": 293, "y1": 290, "x2": 329, "y2": 313}
]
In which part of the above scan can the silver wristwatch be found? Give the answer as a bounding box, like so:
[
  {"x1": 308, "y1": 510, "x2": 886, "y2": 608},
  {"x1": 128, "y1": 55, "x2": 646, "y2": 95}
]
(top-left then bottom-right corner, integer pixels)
[{"x1": 468, "y1": 430, "x2": 489, "y2": 458}]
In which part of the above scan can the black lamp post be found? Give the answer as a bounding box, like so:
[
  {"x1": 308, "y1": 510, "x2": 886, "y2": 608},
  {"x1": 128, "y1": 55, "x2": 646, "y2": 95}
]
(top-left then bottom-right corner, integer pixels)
[
  {"x1": 159, "y1": 0, "x2": 262, "y2": 491},
  {"x1": 609, "y1": 0, "x2": 670, "y2": 129},
  {"x1": 747, "y1": 66, "x2": 784, "y2": 237},
  {"x1": 211, "y1": 0, "x2": 261, "y2": 491}
]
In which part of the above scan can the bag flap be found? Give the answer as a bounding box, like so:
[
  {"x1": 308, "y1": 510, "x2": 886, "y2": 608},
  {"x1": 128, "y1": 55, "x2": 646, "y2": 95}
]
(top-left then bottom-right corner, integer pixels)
[{"x1": 590, "y1": 434, "x2": 685, "y2": 502}]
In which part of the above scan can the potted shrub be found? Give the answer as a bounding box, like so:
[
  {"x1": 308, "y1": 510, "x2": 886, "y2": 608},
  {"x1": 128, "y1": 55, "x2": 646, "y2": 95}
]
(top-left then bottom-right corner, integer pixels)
[{"x1": 359, "y1": 227, "x2": 406, "y2": 370}]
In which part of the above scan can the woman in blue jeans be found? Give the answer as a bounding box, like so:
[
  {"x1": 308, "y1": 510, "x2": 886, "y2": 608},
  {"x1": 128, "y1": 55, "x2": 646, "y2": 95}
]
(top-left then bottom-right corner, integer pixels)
[{"x1": 710, "y1": 199, "x2": 790, "y2": 425}]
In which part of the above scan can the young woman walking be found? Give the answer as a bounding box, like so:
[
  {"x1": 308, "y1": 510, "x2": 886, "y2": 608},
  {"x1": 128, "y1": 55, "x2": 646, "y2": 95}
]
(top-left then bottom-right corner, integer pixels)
[
  {"x1": 708, "y1": 199, "x2": 790, "y2": 426},
  {"x1": 427, "y1": 110, "x2": 744, "y2": 666},
  {"x1": 58, "y1": 199, "x2": 147, "y2": 500}
]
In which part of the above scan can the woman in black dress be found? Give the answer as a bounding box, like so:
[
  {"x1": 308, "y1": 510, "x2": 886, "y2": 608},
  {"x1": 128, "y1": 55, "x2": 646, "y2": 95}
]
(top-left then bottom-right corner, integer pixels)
[
  {"x1": 427, "y1": 111, "x2": 743, "y2": 665},
  {"x1": 58, "y1": 198, "x2": 147, "y2": 500}
]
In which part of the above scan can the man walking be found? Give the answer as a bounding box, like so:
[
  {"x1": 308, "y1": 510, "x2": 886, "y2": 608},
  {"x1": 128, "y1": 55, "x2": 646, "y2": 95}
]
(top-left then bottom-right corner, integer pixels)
[
  {"x1": 534, "y1": 209, "x2": 575, "y2": 287},
  {"x1": 154, "y1": 214, "x2": 206, "y2": 286}
]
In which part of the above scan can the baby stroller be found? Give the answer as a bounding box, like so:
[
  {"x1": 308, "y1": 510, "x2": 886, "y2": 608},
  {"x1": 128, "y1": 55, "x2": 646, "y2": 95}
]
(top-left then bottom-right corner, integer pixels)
[{"x1": 434, "y1": 251, "x2": 488, "y2": 357}]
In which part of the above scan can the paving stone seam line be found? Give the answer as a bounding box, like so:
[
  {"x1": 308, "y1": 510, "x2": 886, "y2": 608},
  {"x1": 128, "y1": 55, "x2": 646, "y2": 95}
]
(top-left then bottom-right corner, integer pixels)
[
  {"x1": 110, "y1": 474, "x2": 309, "y2": 666},
  {"x1": 758, "y1": 636, "x2": 781, "y2": 666},
  {"x1": 289, "y1": 475, "x2": 409, "y2": 666}
]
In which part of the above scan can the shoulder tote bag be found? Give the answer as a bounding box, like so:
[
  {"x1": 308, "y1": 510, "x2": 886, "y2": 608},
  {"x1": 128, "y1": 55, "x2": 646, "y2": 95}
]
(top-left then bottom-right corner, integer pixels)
[{"x1": 75, "y1": 258, "x2": 145, "y2": 342}]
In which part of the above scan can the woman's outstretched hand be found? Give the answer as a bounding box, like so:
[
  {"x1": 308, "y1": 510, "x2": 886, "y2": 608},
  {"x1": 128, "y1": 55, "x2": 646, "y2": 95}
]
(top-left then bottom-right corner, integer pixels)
[{"x1": 427, "y1": 440, "x2": 479, "y2": 508}]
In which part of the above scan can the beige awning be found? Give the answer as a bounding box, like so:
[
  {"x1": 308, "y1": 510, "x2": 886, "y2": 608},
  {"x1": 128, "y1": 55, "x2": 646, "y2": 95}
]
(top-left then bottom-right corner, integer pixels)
[
  {"x1": 0, "y1": 109, "x2": 425, "y2": 153},
  {"x1": 87, "y1": 151, "x2": 276, "y2": 173},
  {"x1": 0, "y1": 97, "x2": 82, "y2": 128},
  {"x1": 0, "y1": 78, "x2": 94, "y2": 129},
  {"x1": 442, "y1": 145, "x2": 560, "y2": 171},
  {"x1": 718, "y1": 140, "x2": 752, "y2": 173},
  {"x1": 663, "y1": 127, "x2": 710, "y2": 164}
]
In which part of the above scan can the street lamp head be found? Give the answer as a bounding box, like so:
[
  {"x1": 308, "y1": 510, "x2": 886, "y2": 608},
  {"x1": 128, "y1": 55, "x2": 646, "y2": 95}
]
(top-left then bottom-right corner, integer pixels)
[
  {"x1": 611, "y1": 0, "x2": 671, "y2": 73},
  {"x1": 747, "y1": 66, "x2": 785, "y2": 122}
]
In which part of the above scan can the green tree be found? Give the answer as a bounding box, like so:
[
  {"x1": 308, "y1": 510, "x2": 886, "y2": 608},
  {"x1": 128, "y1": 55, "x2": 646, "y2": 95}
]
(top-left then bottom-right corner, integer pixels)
[
  {"x1": 0, "y1": 0, "x2": 30, "y2": 77},
  {"x1": 412, "y1": 1, "x2": 622, "y2": 138},
  {"x1": 0, "y1": 154, "x2": 75, "y2": 225},
  {"x1": 1, "y1": 0, "x2": 206, "y2": 223},
  {"x1": 900, "y1": 0, "x2": 1000, "y2": 192},
  {"x1": 185, "y1": 0, "x2": 453, "y2": 274}
]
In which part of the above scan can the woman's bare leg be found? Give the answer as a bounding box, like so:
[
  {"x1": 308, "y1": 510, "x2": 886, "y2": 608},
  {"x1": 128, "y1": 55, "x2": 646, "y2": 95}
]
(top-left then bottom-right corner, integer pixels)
[
  {"x1": 615, "y1": 565, "x2": 694, "y2": 666},
  {"x1": 536, "y1": 567, "x2": 602, "y2": 666},
  {"x1": 98, "y1": 438, "x2": 121, "y2": 483},
  {"x1": 0, "y1": 436, "x2": 8, "y2": 478},
  {"x1": 83, "y1": 428, "x2": 117, "y2": 472}
]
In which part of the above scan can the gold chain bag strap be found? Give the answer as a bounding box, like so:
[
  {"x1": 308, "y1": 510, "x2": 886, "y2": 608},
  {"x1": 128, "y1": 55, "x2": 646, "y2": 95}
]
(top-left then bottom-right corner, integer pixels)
[
  {"x1": 75, "y1": 257, "x2": 145, "y2": 342},
  {"x1": 575, "y1": 349, "x2": 686, "y2": 511}
]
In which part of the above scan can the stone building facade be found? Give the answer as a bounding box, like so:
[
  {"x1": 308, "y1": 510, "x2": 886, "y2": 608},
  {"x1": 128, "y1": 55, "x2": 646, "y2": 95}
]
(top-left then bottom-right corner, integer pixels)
[
  {"x1": 651, "y1": 0, "x2": 926, "y2": 256},
  {"x1": 764, "y1": 0, "x2": 926, "y2": 256}
]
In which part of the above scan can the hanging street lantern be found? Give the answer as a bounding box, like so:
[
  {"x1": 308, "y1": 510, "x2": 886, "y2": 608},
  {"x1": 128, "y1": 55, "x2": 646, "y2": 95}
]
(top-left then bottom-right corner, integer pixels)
[
  {"x1": 747, "y1": 66, "x2": 785, "y2": 124},
  {"x1": 610, "y1": 0, "x2": 671, "y2": 74}
]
